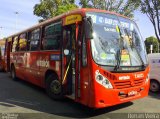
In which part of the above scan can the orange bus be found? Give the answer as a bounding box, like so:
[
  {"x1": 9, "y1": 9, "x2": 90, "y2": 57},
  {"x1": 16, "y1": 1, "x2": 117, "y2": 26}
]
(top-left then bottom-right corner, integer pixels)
[
  {"x1": 0, "y1": 39, "x2": 5, "y2": 71},
  {"x1": 5, "y1": 8, "x2": 150, "y2": 108}
]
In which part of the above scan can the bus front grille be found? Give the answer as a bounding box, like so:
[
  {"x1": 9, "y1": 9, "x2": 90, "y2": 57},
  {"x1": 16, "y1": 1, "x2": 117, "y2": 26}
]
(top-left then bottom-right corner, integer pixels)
[
  {"x1": 134, "y1": 79, "x2": 144, "y2": 86},
  {"x1": 114, "y1": 81, "x2": 131, "y2": 89},
  {"x1": 113, "y1": 79, "x2": 144, "y2": 89}
]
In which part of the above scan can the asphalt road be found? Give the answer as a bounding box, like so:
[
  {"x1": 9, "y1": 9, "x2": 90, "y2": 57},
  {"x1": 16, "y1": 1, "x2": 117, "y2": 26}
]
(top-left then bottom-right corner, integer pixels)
[{"x1": 0, "y1": 72, "x2": 160, "y2": 119}]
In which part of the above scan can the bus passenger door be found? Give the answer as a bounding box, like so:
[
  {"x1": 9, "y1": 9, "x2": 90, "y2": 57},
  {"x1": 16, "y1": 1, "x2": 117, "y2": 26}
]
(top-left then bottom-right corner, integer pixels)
[{"x1": 62, "y1": 24, "x2": 77, "y2": 99}]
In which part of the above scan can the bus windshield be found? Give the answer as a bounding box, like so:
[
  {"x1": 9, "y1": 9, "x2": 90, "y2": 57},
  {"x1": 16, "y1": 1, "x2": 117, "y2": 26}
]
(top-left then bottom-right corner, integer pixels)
[{"x1": 86, "y1": 12, "x2": 148, "y2": 68}]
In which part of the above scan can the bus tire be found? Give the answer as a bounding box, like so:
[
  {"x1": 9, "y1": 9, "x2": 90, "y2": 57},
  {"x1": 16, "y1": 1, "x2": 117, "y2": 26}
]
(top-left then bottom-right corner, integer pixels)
[
  {"x1": 150, "y1": 80, "x2": 160, "y2": 93},
  {"x1": 45, "y1": 74, "x2": 63, "y2": 100},
  {"x1": 11, "y1": 65, "x2": 18, "y2": 81}
]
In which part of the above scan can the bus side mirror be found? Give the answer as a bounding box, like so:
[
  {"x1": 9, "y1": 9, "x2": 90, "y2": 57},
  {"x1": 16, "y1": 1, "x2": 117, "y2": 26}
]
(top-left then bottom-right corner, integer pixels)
[
  {"x1": 84, "y1": 17, "x2": 93, "y2": 40},
  {"x1": 64, "y1": 49, "x2": 69, "y2": 56}
]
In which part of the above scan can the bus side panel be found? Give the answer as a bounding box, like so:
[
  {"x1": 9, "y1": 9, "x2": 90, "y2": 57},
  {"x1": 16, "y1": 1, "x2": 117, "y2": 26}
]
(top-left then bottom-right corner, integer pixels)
[
  {"x1": 13, "y1": 52, "x2": 26, "y2": 79},
  {"x1": 0, "y1": 56, "x2": 5, "y2": 71},
  {"x1": 76, "y1": 41, "x2": 94, "y2": 106},
  {"x1": 24, "y1": 52, "x2": 41, "y2": 86},
  {"x1": 0, "y1": 60, "x2": 4, "y2": 71},
  {"x1": 10, "y1": 52, "x2": 20, "y2": 79},
  {"x1": 0, "y1": 43, "x2": 5, "y2": 71},
  {"x1": 78, "y1": 63, "x2": 91, "y2": 105},
  {"x1": 38, "y1": 51, "x2": 61, "y2": 88}
]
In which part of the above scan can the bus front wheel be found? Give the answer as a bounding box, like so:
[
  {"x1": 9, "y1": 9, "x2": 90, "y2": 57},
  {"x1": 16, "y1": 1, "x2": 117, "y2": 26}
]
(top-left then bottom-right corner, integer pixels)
[
  {"x1": 45, "y1": 74, "x2": 63, "y2": 100},
  {"x1": 150, "y1": 80, "x2": 160, "y2": 93},
  {"x1": 11, "y1": 65, "x2": 18, "y2": 81}
]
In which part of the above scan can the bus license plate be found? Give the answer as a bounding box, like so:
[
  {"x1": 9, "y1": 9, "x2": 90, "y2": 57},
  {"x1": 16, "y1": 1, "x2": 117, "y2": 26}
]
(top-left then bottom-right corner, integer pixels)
[{"x1": 128, "y1": 91, "x2": 138, "y2": 96}]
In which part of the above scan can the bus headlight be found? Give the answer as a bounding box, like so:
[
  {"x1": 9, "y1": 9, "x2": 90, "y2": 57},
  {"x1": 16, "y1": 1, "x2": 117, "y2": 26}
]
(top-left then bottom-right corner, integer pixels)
[
  {"x1": 95, "y1": 70, "x2": 113, "y2": 89},
  {"x1": 145, "y1": 74, "x2": 150, "y2": 84}
]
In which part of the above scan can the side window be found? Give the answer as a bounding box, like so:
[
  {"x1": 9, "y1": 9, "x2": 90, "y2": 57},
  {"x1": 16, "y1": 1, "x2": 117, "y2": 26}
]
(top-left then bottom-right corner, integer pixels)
[
  {"x1": 0, "y1": 40, "x2": 5, "y2": 57},
  {"x1": 82, "y1": 33, "x2": 87, "y2": 67},
  {"x1": 19, "y1": 33, "x2": 27, "y2": 51},
  {"x1": 43, "y1": 22, "x2": 61, "y2": 50},
  {"x1": 12, "y1": 36, "x2": 18, "y2": 52},
  {"x1": 29, "y1": 29, "x2": 40, "y2": 51},
  {"x1": 1, "y1": 45, "x2": 5, "y2": 57}
]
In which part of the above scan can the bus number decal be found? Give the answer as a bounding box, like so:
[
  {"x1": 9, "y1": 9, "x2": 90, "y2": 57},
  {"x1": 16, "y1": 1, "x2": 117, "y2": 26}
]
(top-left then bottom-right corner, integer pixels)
[
  {"x1": 135, "y1": 73, "x2": 144, "y2": 78},
  {"x1": 50, "y1": 54, "x2": 60, "y2": 61}
]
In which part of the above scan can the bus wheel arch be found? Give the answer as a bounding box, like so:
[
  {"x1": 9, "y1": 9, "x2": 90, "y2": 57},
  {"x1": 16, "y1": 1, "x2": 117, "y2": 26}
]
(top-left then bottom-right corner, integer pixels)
[
  {"x1": 150, "y1": 79, "x2": 160, "y2": 93},
  {"x1": 45, "y1": 70, "x2": 63, "y2": 100},
  {"x1": 10, "y1": 63, "x2": 18, "y2": 81}
]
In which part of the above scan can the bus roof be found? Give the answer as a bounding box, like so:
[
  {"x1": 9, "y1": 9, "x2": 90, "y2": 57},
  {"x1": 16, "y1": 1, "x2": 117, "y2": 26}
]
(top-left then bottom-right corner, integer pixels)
[{"x1": 6, "y1": 8, "x2": 131, "y2": 39}]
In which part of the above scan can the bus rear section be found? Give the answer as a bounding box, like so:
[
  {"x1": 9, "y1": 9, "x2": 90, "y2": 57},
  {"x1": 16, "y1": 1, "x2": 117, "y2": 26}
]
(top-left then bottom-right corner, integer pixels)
[
  {"x1": 148, "y1": 53, "x2": 160, "y2": 92},
  {"x1": 0, "y1": 40, "x2": 5, "y2": 71},
  {"x1": 6, "y1": 9, "x2": 150, "y2": 109}
]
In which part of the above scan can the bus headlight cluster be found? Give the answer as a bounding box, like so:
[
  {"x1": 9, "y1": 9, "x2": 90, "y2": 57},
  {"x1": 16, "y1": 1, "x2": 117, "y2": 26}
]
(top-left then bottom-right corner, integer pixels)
[{"x1": 95, "y1": 70, "x2": 113, "y2": 89}]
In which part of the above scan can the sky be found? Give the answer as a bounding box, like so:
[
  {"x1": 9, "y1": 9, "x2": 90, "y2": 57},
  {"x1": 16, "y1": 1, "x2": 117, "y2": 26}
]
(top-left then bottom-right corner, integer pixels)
[{"x1": 0, "y1": 0, "x2": 156, "y2": 40}]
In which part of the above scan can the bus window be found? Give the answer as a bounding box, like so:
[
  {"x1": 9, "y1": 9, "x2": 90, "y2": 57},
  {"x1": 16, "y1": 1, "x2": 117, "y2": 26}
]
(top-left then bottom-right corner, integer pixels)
[
  {"x1": 12, "y1": 36, "x2": 18, "y2": 52},
  {"x1": 0, "y1": 40, "x2": 5, "y2": 57},
  {"x1": 19, "y1": 33, "x2": 27, "y2": 51},
  {"x1": 0, "y1": 47, "x2": 1, "y2": 58},
  {"x1": 43, "y1": 22, "x2": 61, "y2": 50},
  {"x1": 29, "y1": 29, "x2": 40, "y2": 51},
  {"x1": 0, "y1": 46, "x2": 5, "y2": 57}
]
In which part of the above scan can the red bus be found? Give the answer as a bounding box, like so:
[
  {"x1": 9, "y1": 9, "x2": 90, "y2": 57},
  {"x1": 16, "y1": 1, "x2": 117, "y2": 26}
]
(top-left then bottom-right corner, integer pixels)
[
  {"x1": 0, "y1": 40, "x2": 5, "y2": 71},
  {"x1": 5, "y1": 8, "x2": 150, "y2": 108}
]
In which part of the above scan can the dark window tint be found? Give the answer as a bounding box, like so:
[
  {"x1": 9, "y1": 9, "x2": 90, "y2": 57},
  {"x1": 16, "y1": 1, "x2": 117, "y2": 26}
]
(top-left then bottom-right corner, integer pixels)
[
  {"x1": 29, "y1": 29, "x2": 40, "y2": 51},
  {"x1": 43, "y1": 22, "x2": 61, "y2": 50}
]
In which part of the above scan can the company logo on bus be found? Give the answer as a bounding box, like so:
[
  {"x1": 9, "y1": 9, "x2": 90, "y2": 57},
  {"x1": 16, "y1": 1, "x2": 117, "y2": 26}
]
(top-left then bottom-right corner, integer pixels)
[
  {"x1": 37, "y1": 60, "x2": 50, "y2": 68},
  {"x1": 119, "y1": 76, "x2": 130, "y2": 80}
]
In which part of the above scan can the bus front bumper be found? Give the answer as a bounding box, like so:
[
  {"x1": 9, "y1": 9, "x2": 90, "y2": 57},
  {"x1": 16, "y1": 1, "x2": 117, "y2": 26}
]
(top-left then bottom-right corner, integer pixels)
[{"x1": 90, "y1": 82, "x2": 150, "y2": 108}]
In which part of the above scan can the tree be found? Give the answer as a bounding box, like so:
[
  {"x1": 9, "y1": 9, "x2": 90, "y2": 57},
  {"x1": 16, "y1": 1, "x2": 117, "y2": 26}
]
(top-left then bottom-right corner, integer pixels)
[
  {"x1": 145, "y1": 36, "x2": 159, "y2": 54},
  {"x1": 55, "y1": 4, "x2": 77, "y2": 16},
  {"x1": 34, "y1": 0, "x2": 140, "y2": 21},
  {"x1": 34, "y1": 0, "x2": 77, "y2": 21},
  {"x1": 79, "y1": 0, "x2": 140, "y2": 18},
  {"x1": 138, "y1": 0, "x2": 160, "y2": 42}
]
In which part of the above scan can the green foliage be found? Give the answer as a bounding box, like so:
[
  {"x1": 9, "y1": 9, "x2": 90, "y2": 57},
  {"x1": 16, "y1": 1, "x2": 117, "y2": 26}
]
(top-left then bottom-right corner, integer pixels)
[
  {"x1": 145, "y1": 36, "x2": 159, "y2": 54},
  {"x1": 79, "y1": 0, "x2": 140, "y2": 18},
  {"x1": 55, "y1": 4, "x2": 78, "y2": 16},
  {"x1": 138, "y1": 0, "x2": 160, "y2": 41},
  {"x1": 33, "y1": 0, "x2": 77, "y2": 21}
]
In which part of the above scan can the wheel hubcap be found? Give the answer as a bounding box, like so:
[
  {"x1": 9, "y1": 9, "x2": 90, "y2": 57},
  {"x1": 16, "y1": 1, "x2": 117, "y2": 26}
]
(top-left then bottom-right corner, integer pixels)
[
  {"x1": 50, "y1": 80, "x2": 61, "y2": 94},
  {"x1": 150, "y1": 82, "x2": 159, "y2": 92}
]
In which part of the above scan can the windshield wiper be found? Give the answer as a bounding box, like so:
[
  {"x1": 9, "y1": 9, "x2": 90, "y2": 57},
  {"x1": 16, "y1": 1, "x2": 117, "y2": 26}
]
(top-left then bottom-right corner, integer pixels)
[
  {"x1": 114, "y1": 26, "x2": 124, "y2": 71},
  {"x1": 124, "y1": 29, "x2": 145, "y2": 69},
  {"x1": 114, "y1": 48, "x2": 121, "y2": 71}
]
